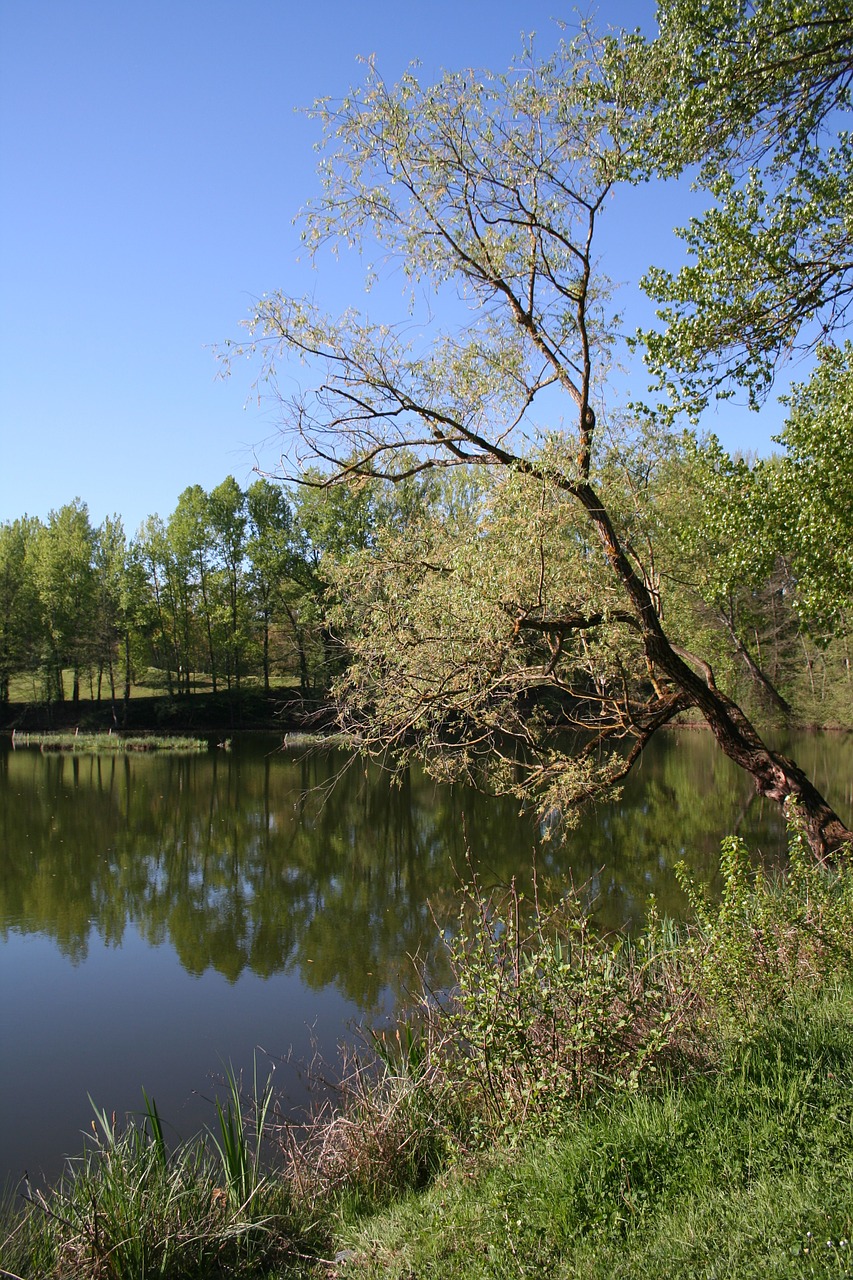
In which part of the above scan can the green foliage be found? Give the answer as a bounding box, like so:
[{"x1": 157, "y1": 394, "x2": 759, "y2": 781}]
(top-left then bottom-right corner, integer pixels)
[
  {"x1": 326, "y1": 836, "x2": 853, "y2": 1276},
  {"x1": 437, "y1": 873, "x2": 696, "y2": 1136},
  {"x1": 31, "y1": 501, "x2": 98, "y2": 703},
  {"x1": 676, "y1": 819, "x2": 853, "y2": 1023},
  {"x1": 393, "y1": 821, "x2": 853, "y2": 1151},
  {"x1": 638, "y1": 0, "x2": 853, "y2": 417},
  {"x1": 11, "y1": 731, "x2": 208, "y2": 752},
  {"x1": 0, "y1": 472, "x2": 385, "y2": 708},
  {"x1": 329, "y1": 461, "x2": 667, "y2": 824},
  {"x1": 0, "y1": 516, "x2": 41, "y2": 703},
  {"x1": 765, "y1": 343, "x2": 853, "y2": 630}
]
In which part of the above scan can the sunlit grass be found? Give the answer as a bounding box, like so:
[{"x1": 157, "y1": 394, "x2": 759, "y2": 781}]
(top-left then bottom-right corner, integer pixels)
[
  {"x1": 10, "y1": 730, "x2": 209, "y2": 752},
  {"x1": 6, "y1": 668, "x2": 305, "y2": 703},
  {"x1": 330, "y1": 988, "x2": 853, "y2": 1278}
]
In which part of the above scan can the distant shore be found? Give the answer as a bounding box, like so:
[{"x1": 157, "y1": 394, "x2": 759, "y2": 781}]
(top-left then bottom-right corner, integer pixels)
[{"x1": 0, "y1": 690, "x2": 337, "y2": 736}]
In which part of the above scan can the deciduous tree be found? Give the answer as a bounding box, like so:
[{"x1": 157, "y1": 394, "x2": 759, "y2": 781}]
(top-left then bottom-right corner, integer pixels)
[
  {"x1": 638, "y1": 0, "x2": 853, "y2": 417},
  {"x1": 32, "y1": 501, "x2": 97, "y2": 705},
  {"x1": 223, "y1": 26, "x2": 851, "y2": 858},
  {"x1": 0, "y1": 517, "x2": 41, "y2": 704}
]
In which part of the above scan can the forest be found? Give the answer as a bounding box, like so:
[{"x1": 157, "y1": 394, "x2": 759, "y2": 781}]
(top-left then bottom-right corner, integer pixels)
[
  {"x1": 0, "y1": 474, "x2": 369, "y2": 711},
  {"x1": 1, "y1": 397, "x2": 853, "y2": 730}
]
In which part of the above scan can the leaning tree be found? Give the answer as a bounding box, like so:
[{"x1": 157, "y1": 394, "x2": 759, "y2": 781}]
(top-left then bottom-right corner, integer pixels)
[{"x1": 223, "y1": 17, "x2": 852, "y2": 860}]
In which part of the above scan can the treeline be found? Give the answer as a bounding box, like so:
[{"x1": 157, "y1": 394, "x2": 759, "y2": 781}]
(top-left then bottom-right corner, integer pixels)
[
  {"x1": 0, "y1": 474, "x2": 373, "y2": 711},
  {"x1": 1, "y1": 427, "x2": 852, "y2": 727}
]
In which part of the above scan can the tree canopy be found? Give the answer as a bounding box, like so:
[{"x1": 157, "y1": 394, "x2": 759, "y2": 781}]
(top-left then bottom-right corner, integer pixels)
[
  {"x1": 639, "y1": 0, "x2": 853, "y2": 417},
  {"x1": 221, "y1": 5, "x2": 853, "y2": 859}
]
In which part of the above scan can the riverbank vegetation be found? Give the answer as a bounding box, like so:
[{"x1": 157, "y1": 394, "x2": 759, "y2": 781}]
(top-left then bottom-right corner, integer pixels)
[
  {"x1": 11, "y1": 731, "x2": 209, "y2": 753},
  {"x1": 4, "y1": 821, "x2": 853, "y2": 1278}
]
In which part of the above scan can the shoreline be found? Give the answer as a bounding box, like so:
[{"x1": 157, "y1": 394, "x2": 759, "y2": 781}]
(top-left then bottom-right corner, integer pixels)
[{"x1": 0, "y1": 690, "x2": 337, "y2": 736}]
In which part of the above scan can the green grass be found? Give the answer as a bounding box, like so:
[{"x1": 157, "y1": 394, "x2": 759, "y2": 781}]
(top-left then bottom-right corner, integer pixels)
[
  {"x1": 332, "y1": 990, "x2": 853, "y2": 1278},
  {"x1": 8, "y1": 1000, "x2": 853, "y2": 1279},
  {"x1": 6, "y1": 668, "x2": 304, "y2": 704},
  {"x1": 10, "y1": 730, "x2": 209, "y2": 752}
]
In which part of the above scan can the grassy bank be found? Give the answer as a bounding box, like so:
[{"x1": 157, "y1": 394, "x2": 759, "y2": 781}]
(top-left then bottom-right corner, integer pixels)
[
  {"x1": 335, "y1": 992, "x2": 853, "y2": 1278},
  {"x1": 4, "y1": 825, "x2": 853, "y2": 1279},
  {"x1": 1, "y1": 672, "x2": 337, "y2": 734}
]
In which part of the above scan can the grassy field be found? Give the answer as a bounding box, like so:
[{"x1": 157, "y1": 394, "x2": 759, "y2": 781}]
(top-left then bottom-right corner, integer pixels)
[
  {"x1": 1, "y1": 670, "x2": 330, "y2": 734},
  {"x1": 6, "y1": 668, "x2": 302, "y2": 704}
]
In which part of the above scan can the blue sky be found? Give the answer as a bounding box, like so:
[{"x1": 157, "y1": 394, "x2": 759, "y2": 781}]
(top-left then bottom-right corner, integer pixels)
[{"x1": 0, "y1": 1, "x2": 787, "y2": 535}]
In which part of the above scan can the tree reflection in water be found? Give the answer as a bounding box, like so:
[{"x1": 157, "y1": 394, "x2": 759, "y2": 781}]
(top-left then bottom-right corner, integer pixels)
[
  {"x1": 1, "y1": 730, "x2": 850, "y2": 1187},
  {"x1": 2, "y1": 731, "x2": 850, "y2": 1006}
]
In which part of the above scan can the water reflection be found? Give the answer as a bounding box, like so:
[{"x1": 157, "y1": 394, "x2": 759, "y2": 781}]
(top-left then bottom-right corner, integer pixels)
[
  {"x1": 3, "y1": 731, "x2": 850, "y2": 1002},
  {"x1": 1, "y1": 730, "x2": 851, "y2": 1185}
]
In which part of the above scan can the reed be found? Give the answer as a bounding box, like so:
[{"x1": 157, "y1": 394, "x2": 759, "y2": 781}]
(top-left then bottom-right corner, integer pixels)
[
  {"x1": 1, "y1": 1092, "x2": 324, "y2": 1279},
  {"x1": 208, "y1": 1058, "x2": 276, "y2": 1216},
  {"x1": 10, "y1": 730, "x2": 208, "y2": 753}
]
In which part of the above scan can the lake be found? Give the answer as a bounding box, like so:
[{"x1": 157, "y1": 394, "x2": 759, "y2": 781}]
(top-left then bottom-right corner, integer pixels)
[{"x1": 1, "y1": 729, "x2": 850, "y2": 1187}]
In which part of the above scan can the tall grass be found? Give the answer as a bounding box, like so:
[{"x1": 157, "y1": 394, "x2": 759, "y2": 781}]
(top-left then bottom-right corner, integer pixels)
[
  {"x1": 10, "y1": 731, "x2": 208, "y2": 752},
  {"x1": 285, "y1": 1024, "x2": 458, "y2": 1213},
  {"x1": 1, "y1": 1088, "x2": 325, "y2": 1280},
  {"x1": 208, "y1": 1058, "x2": 276, "y2": 1215}
]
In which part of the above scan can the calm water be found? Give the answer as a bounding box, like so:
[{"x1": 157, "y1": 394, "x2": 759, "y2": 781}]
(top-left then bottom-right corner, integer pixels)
[{"x1": 1, "y1": 730, "x2": 851, "y2": 1186}]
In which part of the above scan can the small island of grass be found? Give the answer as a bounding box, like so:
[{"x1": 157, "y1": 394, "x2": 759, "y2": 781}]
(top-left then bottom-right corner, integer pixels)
[{"x1": 11, "y1": 730, "x2": 210, "y2": 753}]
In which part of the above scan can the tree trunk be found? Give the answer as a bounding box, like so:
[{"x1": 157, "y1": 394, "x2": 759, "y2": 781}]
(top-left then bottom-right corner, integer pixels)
[
  {"x1": 262, "y1": 616, "x2": 270, "y2": 694},
  {"x1": 576, "y1": 481, "x2": 852, "y2": 862},
  {"x1": 664, "y1": 647, "x2": 849, "y2": 862},
  {"x1": 122, "y1": 630, "x2": 131, "y2": 726}
]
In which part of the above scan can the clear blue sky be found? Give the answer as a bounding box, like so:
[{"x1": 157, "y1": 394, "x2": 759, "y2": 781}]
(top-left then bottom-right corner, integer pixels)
[{"x1": 0, "y1": 1, "x2": 785, "y2": 535}]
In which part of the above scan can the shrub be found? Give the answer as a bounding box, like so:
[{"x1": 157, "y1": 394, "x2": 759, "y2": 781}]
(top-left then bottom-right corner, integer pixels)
[
  {"x1": 427, "y1": 871, "x2": 701, "y2": 1137},
  {"x1": 677, "y1": 819, "x2": 853, "y2": 1026}
]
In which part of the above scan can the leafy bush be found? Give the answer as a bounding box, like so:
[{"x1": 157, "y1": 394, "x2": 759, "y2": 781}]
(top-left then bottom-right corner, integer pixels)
[
  {"x1": 429, "y1": 872, "x2": 701, "y2": 1137},
  {"x1": 676, "y1": 818, "x2": 853, "y2": 1025},
  {"x1": 417, "y1": 824, "x2": 853, "y2": 1139}
]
